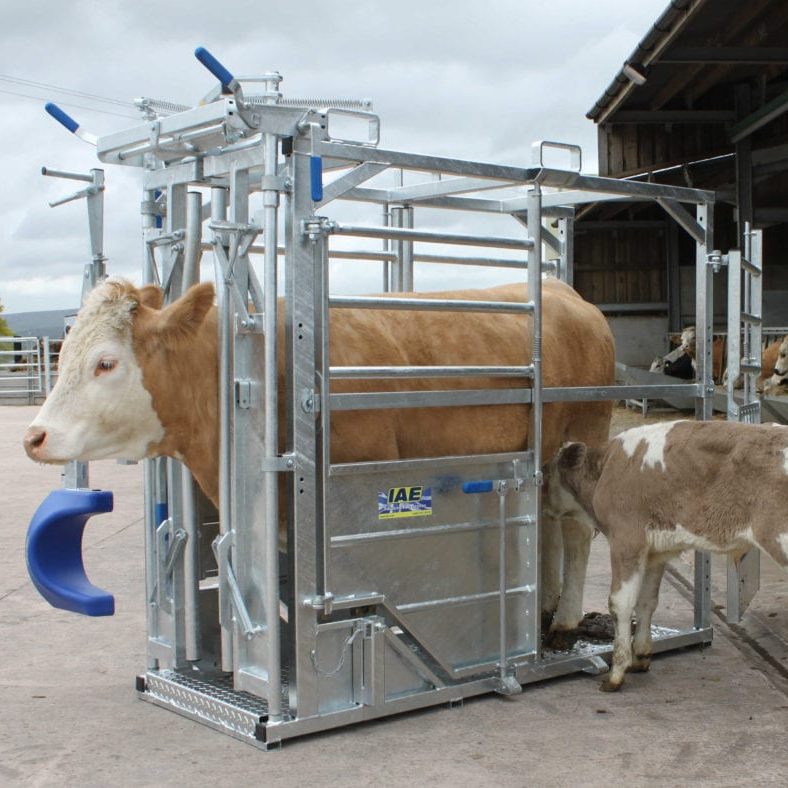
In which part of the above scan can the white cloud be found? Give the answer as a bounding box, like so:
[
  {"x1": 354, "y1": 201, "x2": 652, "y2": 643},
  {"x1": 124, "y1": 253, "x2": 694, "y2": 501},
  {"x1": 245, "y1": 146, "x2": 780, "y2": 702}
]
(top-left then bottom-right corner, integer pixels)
[{"x1": 0, "y1": 0, "x2": 667, "y2": 312}]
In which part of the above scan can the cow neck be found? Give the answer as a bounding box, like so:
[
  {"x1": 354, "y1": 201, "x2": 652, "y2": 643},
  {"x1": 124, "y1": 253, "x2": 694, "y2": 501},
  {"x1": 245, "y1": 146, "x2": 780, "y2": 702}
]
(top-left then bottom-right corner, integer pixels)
[{"x1": 136, "y1": 309, "x2": 220, "y2": 507}]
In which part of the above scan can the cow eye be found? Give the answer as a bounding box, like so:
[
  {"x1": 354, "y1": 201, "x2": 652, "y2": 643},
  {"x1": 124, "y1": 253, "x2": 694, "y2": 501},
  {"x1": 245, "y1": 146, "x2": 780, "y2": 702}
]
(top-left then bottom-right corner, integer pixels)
[{"x1": 95, "y1": 358, "x2": 118, "y2": 375}]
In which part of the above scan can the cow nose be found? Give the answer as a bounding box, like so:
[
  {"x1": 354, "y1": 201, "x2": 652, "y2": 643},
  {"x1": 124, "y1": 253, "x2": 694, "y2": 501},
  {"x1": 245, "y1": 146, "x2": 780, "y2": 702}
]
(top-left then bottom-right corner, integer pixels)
[{"x1": 24, "y1": 426, "x2": 47, "y2": 459}]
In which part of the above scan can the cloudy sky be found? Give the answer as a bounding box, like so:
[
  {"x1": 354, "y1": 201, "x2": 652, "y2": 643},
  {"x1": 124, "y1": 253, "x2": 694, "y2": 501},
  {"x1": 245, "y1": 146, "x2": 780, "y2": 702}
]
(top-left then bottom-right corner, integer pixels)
[{"x1": 0, "y1": 0, "x2": 667, "y2": 314}]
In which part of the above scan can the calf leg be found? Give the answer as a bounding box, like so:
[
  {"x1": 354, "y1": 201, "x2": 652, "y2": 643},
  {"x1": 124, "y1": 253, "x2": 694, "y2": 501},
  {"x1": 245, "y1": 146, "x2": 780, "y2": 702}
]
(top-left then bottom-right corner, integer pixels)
[
  {"x1": 601, "y1": 552, "x2": 646, "y2": 692},
  {"x1": 629, "y1": 557, "x2": 667, "y2": 673},
  {"x1": 549, "y1": 516, "x2": 593, "y2": 636}
]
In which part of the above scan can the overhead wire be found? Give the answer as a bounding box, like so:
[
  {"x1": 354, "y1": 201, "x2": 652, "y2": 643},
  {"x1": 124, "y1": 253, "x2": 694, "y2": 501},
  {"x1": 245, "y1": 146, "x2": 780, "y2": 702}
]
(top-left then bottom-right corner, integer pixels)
[
  {"x1": 0, "y1": 74, "x2": 133, "y2": 108},
  {"x1": 0, "y1": 87, "x2": 140, "y2": 120}
]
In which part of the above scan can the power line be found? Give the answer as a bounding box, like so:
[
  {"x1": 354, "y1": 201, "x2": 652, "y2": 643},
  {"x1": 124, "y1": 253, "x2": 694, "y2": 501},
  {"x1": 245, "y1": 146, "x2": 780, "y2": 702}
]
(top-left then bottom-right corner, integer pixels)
[
  {"x1": 0, "y1": 87, "x2": 140, "y2": 120},
  {"x1": 0, "y1": 74, "x2": 133, "y2": 109}
]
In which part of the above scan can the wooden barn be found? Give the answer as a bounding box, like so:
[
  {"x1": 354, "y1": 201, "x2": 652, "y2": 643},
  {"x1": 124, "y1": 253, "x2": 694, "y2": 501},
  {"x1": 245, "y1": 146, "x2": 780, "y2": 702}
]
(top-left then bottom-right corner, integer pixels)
[{"x1": 577, "y1": 0, "x2": 788, "y2": 364}]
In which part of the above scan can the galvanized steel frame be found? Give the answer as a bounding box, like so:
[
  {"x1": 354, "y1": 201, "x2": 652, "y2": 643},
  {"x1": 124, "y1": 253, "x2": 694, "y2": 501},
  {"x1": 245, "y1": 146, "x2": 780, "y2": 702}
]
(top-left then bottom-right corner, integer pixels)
[{"x1": 89, "y1": 87, "x2": 719, "y2": 747}]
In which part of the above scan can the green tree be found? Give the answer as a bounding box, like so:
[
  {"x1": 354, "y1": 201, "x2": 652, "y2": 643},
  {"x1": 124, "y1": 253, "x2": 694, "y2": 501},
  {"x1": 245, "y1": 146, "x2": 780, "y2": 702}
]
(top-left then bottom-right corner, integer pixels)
[
  {"x1": 0, "y1": 299, "x2": 14, "y2": 359},
  {"x1": 0, "y1": 298, "x2": 12, "y2": 338}
]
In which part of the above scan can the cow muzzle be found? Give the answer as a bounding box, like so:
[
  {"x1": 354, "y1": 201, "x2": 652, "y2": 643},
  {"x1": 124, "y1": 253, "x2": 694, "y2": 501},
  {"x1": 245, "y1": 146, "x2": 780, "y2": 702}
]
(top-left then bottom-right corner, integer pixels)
[{"x1": 24, "y1": 426, "x2": 48, "y2": 461}]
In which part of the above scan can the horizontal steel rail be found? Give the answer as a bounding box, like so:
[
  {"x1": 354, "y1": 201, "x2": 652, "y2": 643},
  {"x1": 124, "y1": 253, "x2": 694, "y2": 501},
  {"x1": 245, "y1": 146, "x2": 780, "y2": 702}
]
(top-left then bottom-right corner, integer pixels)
[
  {"x1": 329, "y1": 382, "x2": 701, "y2": 411},
  {"x1": 329, "y1": 296, "x2": 534, "y2": 313},
  {"x1": 330, "y1": 389, "x2": 531, "y2": 411},
  {"x1": 330, "y1": 365, "x2": 535, "y2": 379},
  {"x1": 329, "y1": 222, "x2": 533, "y2": 250}
]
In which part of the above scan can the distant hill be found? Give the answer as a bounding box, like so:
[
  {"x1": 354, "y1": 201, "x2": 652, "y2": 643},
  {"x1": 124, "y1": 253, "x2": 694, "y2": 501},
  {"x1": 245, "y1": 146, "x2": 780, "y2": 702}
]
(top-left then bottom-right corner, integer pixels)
[{"x1": 3, "y1": 309, "x2": 78, "y2": 339}]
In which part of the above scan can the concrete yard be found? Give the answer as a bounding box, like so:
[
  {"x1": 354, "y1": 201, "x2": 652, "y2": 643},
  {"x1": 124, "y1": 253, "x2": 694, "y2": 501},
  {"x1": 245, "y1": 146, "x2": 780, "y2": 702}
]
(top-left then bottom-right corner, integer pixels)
[{"x1": 2, "y1": 404, "x2": 787, "y2": 787}]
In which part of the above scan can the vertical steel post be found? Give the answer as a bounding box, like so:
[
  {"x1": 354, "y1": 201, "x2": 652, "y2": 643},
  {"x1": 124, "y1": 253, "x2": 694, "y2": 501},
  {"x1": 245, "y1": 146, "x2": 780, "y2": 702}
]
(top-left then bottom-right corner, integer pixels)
[
  {"x1": 182, "y1": 189, "x2": 203, "y2": 662},
  {"x1": 381, "y1": 203, "x2": 390, "y2": 292},
  {"x1": 693, "y1": 201, "x2": 714, "y2": 630},
  {"x1": 142, "y1": 181, "x2": 161, "y2": 669},
  {"x1": 557, "y1": 215, "x2": 574, "y2": 286},
  {"x1": 526, "y1": 186, "x2": 543, "y2": 475},
  {"x1": 261, "y1": 76, "x2": 283, "y2": 722},
  {"x1": 42, "y1": 337, "x2": 52, "y2": 396},
  {"x1": 212, "y1": 185, "x2": 235, "y2": 672}
]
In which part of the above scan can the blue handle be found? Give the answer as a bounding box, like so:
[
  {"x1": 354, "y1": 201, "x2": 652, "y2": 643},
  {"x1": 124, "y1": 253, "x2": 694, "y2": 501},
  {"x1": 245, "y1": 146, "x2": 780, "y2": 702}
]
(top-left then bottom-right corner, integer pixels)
[
  {"x1": 45, "y1": 102, "x2": 79, "y2": 134},
  {"x1": 194, "y1": 46, "x2": 234, "y2": 88},
  {"x1": 26, "y1": 489, "x2": 115, "y2": 616},
  {"x1": 310, "y1": 156, "x2": 323, "y2": 202},
  {"x1": 462, "y1": 480, "x2": 494, "y2": 494}
]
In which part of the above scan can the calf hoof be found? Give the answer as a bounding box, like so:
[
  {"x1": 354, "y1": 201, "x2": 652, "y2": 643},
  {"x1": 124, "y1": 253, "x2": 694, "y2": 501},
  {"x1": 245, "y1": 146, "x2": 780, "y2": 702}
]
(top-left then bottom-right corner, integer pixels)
[
  {"x1": 628, "y1": 655, "x2": 651, "y2": 673},
  {"x1": 544, "y1": 627, "x2": 580, "y2": 651},
  {"x1": 599, "y1": 678, "x2": 623, "y2": 693}
]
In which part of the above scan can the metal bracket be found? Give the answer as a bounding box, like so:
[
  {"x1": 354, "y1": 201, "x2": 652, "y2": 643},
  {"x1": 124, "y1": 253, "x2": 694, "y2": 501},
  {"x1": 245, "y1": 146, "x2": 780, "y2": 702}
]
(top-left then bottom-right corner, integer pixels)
[
  {"x1": 581, "y1": 655, "x2": 610, "y2": 676},
  {"x1": 235, "y1": 379, "x2": 252, "y2": 409},
  {"x1": 492, "y1": 673, "x2": 523, "y2": 696},
  {"x1": 260, "y1": 453, "x2": 297, "y2": 473},
  {"x1": 236, "y1": 312, "x2": 263, "y2": 334},
  {"x1": 300, "y1": 388, "x2": 320, "y2": 414},
  {"x1": 707, "y1": 250, "x2": 727, "y2": 273},
  {"x1": 301, "y1": 216, "x2": 336, "y2": 241}
]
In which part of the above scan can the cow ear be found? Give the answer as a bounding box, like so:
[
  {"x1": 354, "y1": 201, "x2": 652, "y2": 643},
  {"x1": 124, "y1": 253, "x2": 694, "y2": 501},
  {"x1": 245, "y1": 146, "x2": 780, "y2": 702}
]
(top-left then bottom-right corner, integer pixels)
[
  {"x1": 156, "y1": 283, "x2": 215, "y2": 342},
  {"x1": 558, "y1": 442, "x2": 587, "y2": 470},
  {"x1": 137, "y1": 285, "x2": 165, "y2": 310}
]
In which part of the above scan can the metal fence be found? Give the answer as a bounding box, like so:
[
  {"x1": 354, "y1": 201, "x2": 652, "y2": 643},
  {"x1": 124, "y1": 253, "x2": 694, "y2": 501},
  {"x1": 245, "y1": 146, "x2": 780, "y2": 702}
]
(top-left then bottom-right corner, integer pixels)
[{"x1": 0, "y1": 337, "x2": 62, "y2": 403}]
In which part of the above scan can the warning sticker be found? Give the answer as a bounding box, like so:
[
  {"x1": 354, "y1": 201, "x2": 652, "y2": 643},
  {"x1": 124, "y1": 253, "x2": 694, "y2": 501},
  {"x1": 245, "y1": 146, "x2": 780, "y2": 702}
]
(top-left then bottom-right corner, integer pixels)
[{"x1": 378, "y1": 486, "x2": 433, "y2": 519}]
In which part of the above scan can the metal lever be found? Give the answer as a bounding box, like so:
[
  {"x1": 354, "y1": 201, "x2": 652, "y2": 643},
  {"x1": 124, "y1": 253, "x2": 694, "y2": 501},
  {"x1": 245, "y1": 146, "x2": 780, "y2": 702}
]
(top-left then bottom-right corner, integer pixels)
[{"x1": 44, "y1": 102, "x2": 98, "y2": 145}]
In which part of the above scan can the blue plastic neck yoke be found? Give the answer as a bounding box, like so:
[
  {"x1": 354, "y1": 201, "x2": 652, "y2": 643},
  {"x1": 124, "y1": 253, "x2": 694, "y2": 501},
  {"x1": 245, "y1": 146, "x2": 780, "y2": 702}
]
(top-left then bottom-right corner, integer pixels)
[{"x1": 26, "y1": 488, "x2": 115, "y2": 616}]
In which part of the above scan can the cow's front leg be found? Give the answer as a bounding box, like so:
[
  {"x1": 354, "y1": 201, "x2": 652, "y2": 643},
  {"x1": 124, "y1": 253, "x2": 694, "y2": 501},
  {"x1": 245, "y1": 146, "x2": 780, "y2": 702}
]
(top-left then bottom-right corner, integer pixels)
[
  {"x1": 540, "y1": 509, "x2": 563, "y2": 631},
  {"x1": 548, "y1": 515, "x2": 593, "y2": 638}
]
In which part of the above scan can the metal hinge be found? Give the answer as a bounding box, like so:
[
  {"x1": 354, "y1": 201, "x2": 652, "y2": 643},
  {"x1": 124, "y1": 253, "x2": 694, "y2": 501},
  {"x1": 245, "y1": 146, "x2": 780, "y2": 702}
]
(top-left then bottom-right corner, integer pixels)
[
  {"x1": 706, "y1": 250, "x2": 727, "y2": 272},
  {"x1": 301, "y1": 216, "x2": 336, "y2": 241}
]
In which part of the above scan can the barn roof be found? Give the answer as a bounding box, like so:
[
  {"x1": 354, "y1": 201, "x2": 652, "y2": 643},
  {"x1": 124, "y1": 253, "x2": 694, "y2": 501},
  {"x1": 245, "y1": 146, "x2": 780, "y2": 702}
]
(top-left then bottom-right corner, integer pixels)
[{"x1": 588, "y1": 0, "x2": 788, "y2": 126}]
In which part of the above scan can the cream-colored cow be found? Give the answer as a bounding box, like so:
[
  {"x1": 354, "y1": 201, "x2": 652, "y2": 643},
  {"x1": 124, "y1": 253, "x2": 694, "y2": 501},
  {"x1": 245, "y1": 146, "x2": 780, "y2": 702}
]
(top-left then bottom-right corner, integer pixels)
[{"x1": 24, "y1": 277, "x2": 616, "y2": 640}]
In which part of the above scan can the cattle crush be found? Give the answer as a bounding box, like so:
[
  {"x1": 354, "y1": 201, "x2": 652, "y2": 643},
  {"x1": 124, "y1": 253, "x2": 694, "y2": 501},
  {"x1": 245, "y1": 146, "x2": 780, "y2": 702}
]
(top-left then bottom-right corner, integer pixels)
[{"x1": 29, "y1": 48, "x2": 751, "y2": 748}]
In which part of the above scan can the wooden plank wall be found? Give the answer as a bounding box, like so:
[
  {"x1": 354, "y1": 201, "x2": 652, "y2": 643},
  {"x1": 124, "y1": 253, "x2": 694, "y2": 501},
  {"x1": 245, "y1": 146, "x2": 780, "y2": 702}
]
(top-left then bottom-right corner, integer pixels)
[
  {"x1": 574, "y1": 224, "x2": 666, "y2": 305},
  {"x1": 599, "y1": 123, "x2": 731, "y2": 178}
]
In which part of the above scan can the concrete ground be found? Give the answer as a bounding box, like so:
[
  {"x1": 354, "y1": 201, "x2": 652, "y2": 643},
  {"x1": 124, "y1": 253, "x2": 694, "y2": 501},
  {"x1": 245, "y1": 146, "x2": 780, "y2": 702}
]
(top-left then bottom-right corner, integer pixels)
[{"x1": 2, "y1": 404, "x2": 787, "y2": 787}]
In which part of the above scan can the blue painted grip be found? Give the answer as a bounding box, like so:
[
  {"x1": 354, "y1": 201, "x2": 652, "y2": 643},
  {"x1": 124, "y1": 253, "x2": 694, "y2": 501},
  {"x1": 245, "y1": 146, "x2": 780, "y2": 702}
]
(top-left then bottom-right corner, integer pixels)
[
  {"x1": 310, "y1": 156, "x2": 323, "y2": 202},
  {"x1": 45, "y1": 102, "x2": 79, "y2": 134},
  {"x1": 26, "y1": 489, "x2": 115, "y2": 617},
  {"x1": 462, "y1": 480, "x2": 494, "y2": 494},
  {"x1": 194, "y1": 46, "x2": 234, "y2": 88}
]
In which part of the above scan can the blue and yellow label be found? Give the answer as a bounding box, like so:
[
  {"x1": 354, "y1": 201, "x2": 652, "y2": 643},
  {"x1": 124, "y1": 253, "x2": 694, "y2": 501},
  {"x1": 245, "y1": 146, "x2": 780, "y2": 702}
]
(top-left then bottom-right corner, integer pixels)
[{"x1": 378, "y1": 486, "x2": 433, "y2": 519}]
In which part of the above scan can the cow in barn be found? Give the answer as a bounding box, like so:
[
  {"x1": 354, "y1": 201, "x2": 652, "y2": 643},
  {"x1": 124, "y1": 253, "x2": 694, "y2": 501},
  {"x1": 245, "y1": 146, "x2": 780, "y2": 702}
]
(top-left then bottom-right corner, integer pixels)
[
  {"x1": 544, "y1": 419, "x2": 788, "y2": 691},
  {"x1": 23, "y1": 277, "x2": 616, "y2": 642},
  {"x1": 763, "y1": 335, "x2": 788, "y2": 393}
]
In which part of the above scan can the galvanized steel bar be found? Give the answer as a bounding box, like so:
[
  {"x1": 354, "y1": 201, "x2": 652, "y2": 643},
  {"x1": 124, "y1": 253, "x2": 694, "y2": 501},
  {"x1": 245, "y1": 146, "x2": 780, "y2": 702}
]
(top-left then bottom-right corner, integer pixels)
[
  {"x1": 329, "y1": 295, "x2": 534, "y2": 313},
  {"x1": 261, "y1": 120, "x2": 283, "y2": 722},
  {"x1": 212, "y1": 186, "x2": 235, "y2": 673},
  {"x1": 330, "y1": 365, "x2": 535, "y2": 379},
  {"x1": 330, "y1": 221, "x2": 533, "y2": 250}
]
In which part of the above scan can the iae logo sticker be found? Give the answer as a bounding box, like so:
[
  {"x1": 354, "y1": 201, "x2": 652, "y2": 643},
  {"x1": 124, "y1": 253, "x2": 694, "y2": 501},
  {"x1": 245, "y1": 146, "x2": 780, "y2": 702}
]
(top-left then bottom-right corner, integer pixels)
[{"x1": 378, "y1": 485, "x2": 433, "y2": 519}]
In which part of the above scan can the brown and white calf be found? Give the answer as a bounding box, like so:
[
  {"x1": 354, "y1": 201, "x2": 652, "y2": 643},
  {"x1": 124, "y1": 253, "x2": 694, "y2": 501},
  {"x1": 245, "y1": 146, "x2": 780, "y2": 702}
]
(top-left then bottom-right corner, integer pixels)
[
  {"x1": 545, "y1": 419, "x2": 788, "y2": 691},
  {"x1": 24, "y1": 277, "x2": 616, "y2": 639}
]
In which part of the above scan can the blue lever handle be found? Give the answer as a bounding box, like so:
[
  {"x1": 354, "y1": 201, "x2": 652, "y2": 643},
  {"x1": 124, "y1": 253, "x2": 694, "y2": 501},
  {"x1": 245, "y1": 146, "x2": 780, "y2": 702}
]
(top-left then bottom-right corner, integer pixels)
[
  {"x1": 310, "y1": 156, "x2": 323, "y2": 202},
  {"x1": 194, "y1": 46, "x2": 234, "y2": 88},
  {"x1": 462, "y1": 480, "x2": 494, "y2": 494},
  {"x1": 45, "y1": 102, "x2": 79, "y2": 134}
]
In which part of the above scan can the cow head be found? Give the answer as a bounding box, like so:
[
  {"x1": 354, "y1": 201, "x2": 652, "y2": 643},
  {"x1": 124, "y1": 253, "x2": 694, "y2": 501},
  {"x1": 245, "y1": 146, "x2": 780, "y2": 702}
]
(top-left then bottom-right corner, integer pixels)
[
  {"x1": 764, "y1": 336, "x2": 788, "y2": 395},
  {"x1": 23, "y1": 279, "x2": 216, "y2": 465}
]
